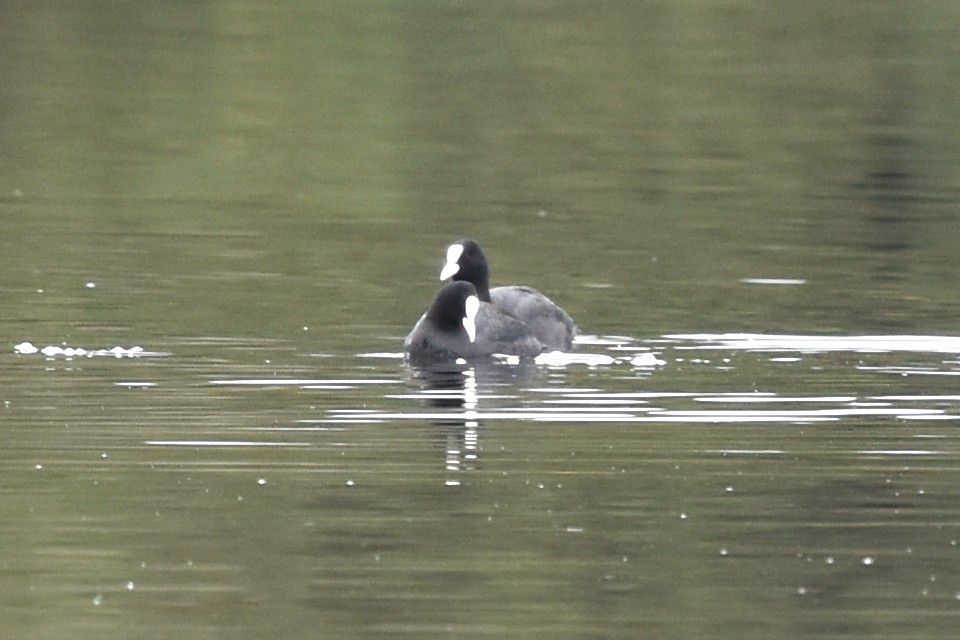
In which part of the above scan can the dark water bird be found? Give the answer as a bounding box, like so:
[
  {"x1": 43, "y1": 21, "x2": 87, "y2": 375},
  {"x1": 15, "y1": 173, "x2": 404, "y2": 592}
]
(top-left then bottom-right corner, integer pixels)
[
  {"x1": 404, "y1": 281, "x2": 544, "y2": 364},
  {"x1": 440, "y1": 239, "x2": 577, "y2": 351}
]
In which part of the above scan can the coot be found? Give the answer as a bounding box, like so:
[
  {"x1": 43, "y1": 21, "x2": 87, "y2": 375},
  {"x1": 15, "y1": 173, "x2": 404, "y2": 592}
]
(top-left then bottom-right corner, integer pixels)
[
  {"x1": 440, "y1": 239, "x2": 577, "y2": 351},
  {"x1": 404, "y1": 281, "x2": 544, "y2": 364}
]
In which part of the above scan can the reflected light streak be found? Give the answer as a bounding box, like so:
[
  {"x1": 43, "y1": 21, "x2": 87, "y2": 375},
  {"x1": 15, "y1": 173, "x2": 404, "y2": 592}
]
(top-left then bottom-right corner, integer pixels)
[
  {"x1": 876, "y1": 395, "x2": 960, "y2": 401},
  {"x1": 313, "y1": 404, "x2": 944, "y2": 425},
  {"x1": 15, "y1": 342, "x2": 167, "y2": 358},
  {"x1": 857, "y1": 450, "x2": 941, "y2": 456},
  {"x1": 210, "y1": 379, "x2": 395, "y2": 386},
  {"x1": 667, "y1": 333, "x2": 960, "y2": 354},
  {"x1": 694, "y1": 395, "x2": 858, "y2": 404},
  {"x1": 146, "y1": 440, "x2": 312, "y2": 447}
]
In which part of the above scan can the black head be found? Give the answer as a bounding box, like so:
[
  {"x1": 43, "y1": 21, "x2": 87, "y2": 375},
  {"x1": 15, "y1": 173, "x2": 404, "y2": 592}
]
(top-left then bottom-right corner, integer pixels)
[
  {"x1": 439, "y1": 239, "x2": 491, "y2": 301},
  {"x1": 426, "y1": 281, "x2": 480, "y2": 342}
]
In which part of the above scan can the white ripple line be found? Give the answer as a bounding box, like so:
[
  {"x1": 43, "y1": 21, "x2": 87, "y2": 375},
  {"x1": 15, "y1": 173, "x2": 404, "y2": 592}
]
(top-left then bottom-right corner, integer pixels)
[{"x1": 145, "y1": 440, "x2": 311, "y2": 447}]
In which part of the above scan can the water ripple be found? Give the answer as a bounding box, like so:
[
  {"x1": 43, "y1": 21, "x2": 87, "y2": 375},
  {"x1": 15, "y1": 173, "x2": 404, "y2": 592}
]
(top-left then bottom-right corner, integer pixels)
[
  {"x1": 305, "y1": 400, "x2": 950, "y2": 426},
  {"x1": 13, "y1": 341, "x2": 167, "y2": 358},
  {"x1": 665, "y1": 333, "x2": 960, "y2": 354}
]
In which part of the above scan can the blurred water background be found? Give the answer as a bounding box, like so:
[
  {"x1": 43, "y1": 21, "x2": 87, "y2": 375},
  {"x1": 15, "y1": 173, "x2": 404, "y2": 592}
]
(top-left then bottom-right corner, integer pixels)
[{"x1": 3, "y1": 2, "x2": 960, "y2": 638}]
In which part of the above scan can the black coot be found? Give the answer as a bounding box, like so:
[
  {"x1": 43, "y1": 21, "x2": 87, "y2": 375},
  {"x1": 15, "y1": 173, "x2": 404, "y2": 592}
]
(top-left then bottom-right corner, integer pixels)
[
  {"x1": 440, "y1": 239, "x2": 577, "y2": 351},
  {"x1": 404, "y1": 281, "x2": 544, "y2": 364}
]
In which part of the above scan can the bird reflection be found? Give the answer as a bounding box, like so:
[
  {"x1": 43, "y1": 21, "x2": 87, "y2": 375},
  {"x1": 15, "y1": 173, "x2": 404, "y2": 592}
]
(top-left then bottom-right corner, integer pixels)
[
  {"x1": 406, "y1": 361, "x2": 543, "y2": 486},
  {"x1": 406, "y1": 363, "x2": 480, "y2": 484},
  {"x1": 444, "y1": 369, "x2": 479, "y2": 483}
]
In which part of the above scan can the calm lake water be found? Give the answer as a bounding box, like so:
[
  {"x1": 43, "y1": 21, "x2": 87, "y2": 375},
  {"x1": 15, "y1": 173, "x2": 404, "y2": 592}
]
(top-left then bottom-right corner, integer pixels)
[{"x1": 4, "y1": 2, "x2": 960, "y2": 639}]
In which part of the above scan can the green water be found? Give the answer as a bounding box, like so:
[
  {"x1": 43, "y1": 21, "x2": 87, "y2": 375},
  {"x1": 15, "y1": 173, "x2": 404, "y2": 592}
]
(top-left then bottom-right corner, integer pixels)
[{"x1": 3, "y1": 2, "x2": 960, "y2": 638}]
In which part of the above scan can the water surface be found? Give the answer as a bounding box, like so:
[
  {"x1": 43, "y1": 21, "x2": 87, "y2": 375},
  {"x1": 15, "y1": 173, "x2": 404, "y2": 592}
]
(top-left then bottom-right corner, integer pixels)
[{"x1": 3, "y1": 2, "x2": 960, "y2": 639}]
